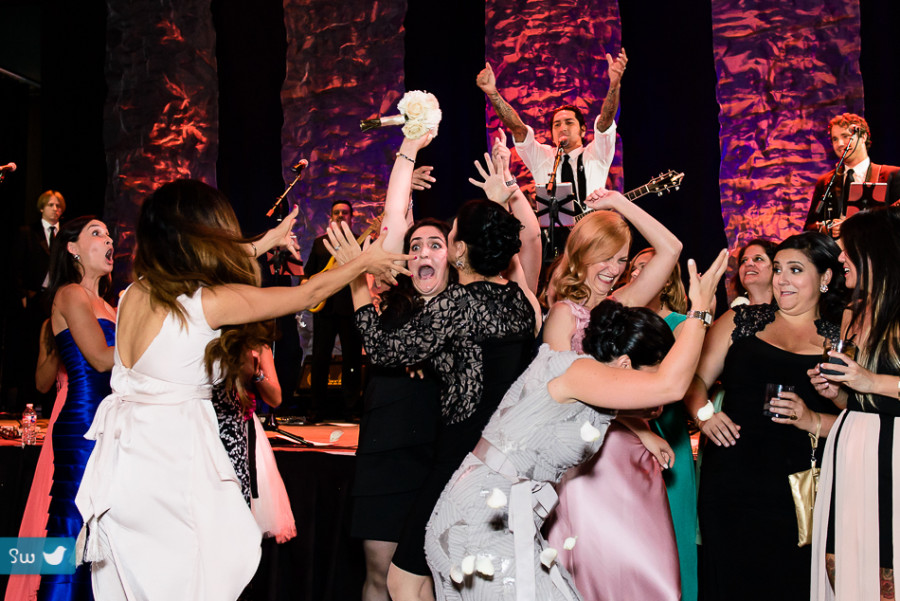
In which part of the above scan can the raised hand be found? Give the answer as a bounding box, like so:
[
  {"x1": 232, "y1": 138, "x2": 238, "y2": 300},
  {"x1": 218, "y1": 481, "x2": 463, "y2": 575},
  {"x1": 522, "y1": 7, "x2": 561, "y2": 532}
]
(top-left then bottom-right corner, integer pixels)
[
  {"x1": 411, "y1": 165, "x2": 436, "y2": 191},
  {"x1": 584, "y1": 187, "x2": 627, "y2": 211},
  {"x1": 324, "y1": 221, "x2": 361, "y2": 266},
  {"x1": 687, "y1": 249, "x2": 729, "y2": 312},
  {"x1": 258, "y1": 205, "x2": 300, "y2": 260},
  {"x1": 476, "y1": 62, "x2": 498, "y2": 95},
  {"x1": 491, "y1": 129, "x2": 512, "y2": 177},
  {"x1": 468, "y1": 152, "x2": 518, "y2": 206},
  {"x1": 606, "y1": 48, "x2": 628, "y2": 88},
  {"x1": 325, "y1": 222, "x2": 411, "y2": 286}
]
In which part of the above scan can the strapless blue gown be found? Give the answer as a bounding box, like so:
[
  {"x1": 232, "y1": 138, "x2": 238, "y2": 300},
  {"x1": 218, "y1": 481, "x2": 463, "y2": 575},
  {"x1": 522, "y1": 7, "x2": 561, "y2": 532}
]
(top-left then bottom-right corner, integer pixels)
[{"x1": 39, "y1": 319, "x2": 114, "y2": 601}]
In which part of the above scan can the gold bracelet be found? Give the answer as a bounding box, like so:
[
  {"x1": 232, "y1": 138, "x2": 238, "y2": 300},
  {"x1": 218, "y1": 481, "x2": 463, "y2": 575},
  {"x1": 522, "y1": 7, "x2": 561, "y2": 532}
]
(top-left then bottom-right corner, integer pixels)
[{"x1": 897, "y1": 377, "x2": 900, "y2": 400}]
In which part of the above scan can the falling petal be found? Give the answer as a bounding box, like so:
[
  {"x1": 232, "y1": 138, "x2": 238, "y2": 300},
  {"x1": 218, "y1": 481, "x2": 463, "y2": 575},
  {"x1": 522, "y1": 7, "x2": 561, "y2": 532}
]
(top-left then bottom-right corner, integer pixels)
[
  {"x1": 580, "y1": 421, "x2": 601, "y2": 442},
  {"x1": 475, "y1": 556, "x2": 494, "y2": 577},
  {"x1": 540, "y1": 547, "x2": 558, "y2": 568},
  {"x1": 563, "y1": 537, "x2": 577, "y2": 550},
  {"x1": 486, "y1": 488, "x2": 507, "y2": 508},
  {"x1": 329, "y1": 430, "x2": 343, "y2": 443},
  {"x1": 461, "y1": 555, "x2": 476, "y2": 575},
  {"x1": 450, "y1": 565, "x2": 464, "y2": 584}
]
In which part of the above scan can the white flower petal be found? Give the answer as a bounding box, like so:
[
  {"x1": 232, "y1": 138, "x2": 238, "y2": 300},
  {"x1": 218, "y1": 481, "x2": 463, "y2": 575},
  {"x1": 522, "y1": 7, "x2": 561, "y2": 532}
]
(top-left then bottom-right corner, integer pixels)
[
  {"x1": 486, "y1": 488, "x2": 507, "y2": 509},
  {"x1": 450, "y1": 565, "x2": 464, "y2": 584},
  {"x1": 461, "y1": 555, "x2": 476, "y2": 575},
  {"x1": 563, "y1": 536, "x2": 577, "y2": 550},
  {"x1": 329, "y1": 430, "x2": 343, "y2": 443},
  {"x1": 539, "y1": 547, "x2": 558, "y2": 568},
  {"x1": 475, "y1": 556, "x2": 494, "y2": 577},
  {"x1": 580, "y1": 421, "x2": 602, "y2": 442}
]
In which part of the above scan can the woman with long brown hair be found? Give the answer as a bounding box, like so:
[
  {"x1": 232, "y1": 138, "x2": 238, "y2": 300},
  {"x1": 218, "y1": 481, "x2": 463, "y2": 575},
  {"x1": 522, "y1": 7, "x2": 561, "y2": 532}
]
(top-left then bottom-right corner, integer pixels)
[{"x1": 74, "y1": 180, "x2": 407, "y2": 600}]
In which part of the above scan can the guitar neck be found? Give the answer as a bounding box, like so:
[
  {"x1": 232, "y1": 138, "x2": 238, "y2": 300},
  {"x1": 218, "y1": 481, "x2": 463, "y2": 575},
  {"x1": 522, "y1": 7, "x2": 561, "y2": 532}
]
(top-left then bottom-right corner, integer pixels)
[{"x1": 623, "y1": 186, "x2": 650, "y2": 203}]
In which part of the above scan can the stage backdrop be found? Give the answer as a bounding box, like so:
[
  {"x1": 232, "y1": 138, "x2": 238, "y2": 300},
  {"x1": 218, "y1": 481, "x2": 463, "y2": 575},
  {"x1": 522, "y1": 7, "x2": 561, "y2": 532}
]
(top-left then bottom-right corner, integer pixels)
[
  {"x1": 104, "y1": 0, "x2": 219, "y2": 287},
  {"x1": 484, "y1": 0, "x2": 625, "y2": 197},
  {"x1": 280, "y1": 0, "x2": 408, "y2": 255},
  {"x1": 96, "y1": 0, "x2": 873, "y2": 281},
  {"x1": 712, "y1": 0, "x2": 864, "y2": 248}
]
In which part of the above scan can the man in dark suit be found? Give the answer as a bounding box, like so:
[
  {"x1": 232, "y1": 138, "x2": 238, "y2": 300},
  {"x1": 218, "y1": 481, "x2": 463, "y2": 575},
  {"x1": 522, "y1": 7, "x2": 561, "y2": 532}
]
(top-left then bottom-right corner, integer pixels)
[
  {"x1": 805, "y1": 113, "x2": 900, "y2": 235},
  {"x1": 9, "y1": 190, "x2": 65, "y2": 414},
  {"x1": 302, "y1": 200, "x2": 363, "y2": 421}
]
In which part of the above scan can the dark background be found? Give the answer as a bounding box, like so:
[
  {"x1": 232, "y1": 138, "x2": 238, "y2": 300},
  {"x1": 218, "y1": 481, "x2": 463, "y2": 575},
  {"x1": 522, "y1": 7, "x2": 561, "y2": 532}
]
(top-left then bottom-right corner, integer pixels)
[{"x1": 1, "y1": 0, "x2": 898, "y2": 397}]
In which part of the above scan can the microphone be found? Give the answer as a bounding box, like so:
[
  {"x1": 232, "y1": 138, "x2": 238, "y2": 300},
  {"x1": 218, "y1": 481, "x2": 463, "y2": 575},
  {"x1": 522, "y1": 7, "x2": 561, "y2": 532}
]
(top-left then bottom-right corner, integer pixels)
[
  {"x1": 291, "y1": 159, "x2": 308, "y2": 173},
  {"x1": 0, "y1": 162, "x2": 16, "y2": 173},
  {"x1": 360, "y1": 114, "x2": 405, "y2": 132}
]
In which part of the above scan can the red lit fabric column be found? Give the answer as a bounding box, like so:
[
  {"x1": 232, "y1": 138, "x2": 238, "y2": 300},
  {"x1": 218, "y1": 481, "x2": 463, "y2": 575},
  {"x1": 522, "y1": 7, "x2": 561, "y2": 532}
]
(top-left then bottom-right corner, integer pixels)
[
  {"x1": 103, "y1": 0, "x2": 220, "y2": 282},
  {"x1": 280, "y1": 0, "x2": 407, "y2": 255},
  {"x1": 712, "y1": 1, "x2": 864, "y2": 247}
]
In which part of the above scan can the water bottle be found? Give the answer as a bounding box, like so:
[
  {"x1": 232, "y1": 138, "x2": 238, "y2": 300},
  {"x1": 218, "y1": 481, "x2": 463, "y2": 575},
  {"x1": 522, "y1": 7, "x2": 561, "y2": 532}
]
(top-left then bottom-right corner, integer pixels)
[{"x1": 21, "y1": 403, "x2": 37, "y2": 446}]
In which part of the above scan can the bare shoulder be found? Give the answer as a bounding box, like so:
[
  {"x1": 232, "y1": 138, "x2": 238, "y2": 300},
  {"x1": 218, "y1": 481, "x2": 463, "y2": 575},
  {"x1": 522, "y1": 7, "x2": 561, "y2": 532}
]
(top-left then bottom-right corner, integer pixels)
[{"x1": 543, "y1": 302, "x2": 577, "y2": 351}]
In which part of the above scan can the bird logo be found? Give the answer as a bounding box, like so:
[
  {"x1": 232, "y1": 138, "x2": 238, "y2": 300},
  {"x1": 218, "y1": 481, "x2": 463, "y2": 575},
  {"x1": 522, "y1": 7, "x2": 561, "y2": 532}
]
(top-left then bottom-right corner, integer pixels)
[{"x1": 42, "y1": 546, "x2": 67, "y2": 566}]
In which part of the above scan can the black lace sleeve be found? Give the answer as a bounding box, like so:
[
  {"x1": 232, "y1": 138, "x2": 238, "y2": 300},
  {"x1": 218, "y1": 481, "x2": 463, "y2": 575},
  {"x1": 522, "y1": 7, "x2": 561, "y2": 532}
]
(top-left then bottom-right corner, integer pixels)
[
  {"x1": 354, "y1": 284, "x2": 467, "y2": 367},
  {"x1": 731, "y1": 303, "x2": 777, "y2": 341}
]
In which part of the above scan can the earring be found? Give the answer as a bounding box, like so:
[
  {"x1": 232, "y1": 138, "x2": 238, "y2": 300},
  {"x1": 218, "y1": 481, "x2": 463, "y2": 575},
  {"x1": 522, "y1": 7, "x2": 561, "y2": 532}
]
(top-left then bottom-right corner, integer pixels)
[
  {"x1": 455, "y1": 257, "x2": 464, "y2": 270},
  {"x1": 820, "y1": 283, "x2": 828, "y2": 293},
  {"x1": 73, "y1": 254, "x2": 81, "y2": 262}
]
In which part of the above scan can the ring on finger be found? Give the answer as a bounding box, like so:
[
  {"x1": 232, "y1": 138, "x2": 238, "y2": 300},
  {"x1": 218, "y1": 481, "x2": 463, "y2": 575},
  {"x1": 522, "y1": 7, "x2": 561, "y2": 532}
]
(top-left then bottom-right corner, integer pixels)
[{"x1": 790, "y1": 414, "x2": 799, "y2": 421}]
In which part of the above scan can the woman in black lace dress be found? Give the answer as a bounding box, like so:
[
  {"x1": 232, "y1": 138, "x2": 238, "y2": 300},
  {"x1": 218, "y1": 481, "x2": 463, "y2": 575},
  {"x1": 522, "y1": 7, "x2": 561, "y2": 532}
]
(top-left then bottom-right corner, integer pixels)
[
  {"x1": 685, "y1": 232, "x2": 848, "y2": 600},
  {"x1": 329, "y1": 156, "x2": 542, "y2": 601}
]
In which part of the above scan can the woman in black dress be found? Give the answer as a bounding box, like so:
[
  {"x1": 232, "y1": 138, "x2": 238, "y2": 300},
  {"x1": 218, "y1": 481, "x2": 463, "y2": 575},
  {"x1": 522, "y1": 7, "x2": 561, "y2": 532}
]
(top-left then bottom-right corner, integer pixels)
[
  {"x1": 686, "y1": 232, "x2": 848, "y2": 600},
  {"x1": 351, "y1": 218, "x2": 452, "y2": 601},
  {"x1": 329, "y1": 140, "x2": 542, "y2": 601}
]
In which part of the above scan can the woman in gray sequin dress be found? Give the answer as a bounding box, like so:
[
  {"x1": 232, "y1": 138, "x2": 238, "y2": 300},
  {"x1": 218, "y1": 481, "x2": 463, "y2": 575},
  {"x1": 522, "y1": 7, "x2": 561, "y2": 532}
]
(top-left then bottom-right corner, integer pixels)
[{"x1": 424, "y1": 249, "x2": 728, "y2": 601}]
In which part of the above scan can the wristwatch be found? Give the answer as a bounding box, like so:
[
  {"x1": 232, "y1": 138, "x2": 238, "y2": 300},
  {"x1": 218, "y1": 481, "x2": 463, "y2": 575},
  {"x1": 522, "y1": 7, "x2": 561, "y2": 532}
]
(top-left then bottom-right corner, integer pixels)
[{"x1": 686, "y1": 310, "x2": 713, "y2": 327}]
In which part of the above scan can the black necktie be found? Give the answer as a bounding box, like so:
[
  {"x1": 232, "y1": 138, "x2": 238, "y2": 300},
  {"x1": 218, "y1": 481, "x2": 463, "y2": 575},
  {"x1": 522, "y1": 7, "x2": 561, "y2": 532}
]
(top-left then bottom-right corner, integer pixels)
[
  {"x1": 560, "y1": 154, "x2": 587, "y2": 204},
  {"x1": 48, "y1": 225, "x2": 56, "y2": 246},
  {"x1": 841, "y1": 168, "x2": 854, "y2": 215}
]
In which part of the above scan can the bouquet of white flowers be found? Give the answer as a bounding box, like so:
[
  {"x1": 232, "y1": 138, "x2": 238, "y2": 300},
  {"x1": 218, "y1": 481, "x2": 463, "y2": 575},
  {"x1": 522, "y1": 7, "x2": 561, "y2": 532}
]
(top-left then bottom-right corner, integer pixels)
[{"x1": 360, "y1": 90, "x2": 442, "y2": 139}]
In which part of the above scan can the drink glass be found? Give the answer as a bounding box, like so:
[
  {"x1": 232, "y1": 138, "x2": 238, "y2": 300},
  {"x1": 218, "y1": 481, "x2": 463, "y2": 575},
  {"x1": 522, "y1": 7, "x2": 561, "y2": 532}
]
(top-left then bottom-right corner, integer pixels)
[
  {"x1": 821, "y1": 339, "x2": 857, "y2": 376},
  {"x1": 763, "y1": 383, "x2": 794, "y2": 418}
]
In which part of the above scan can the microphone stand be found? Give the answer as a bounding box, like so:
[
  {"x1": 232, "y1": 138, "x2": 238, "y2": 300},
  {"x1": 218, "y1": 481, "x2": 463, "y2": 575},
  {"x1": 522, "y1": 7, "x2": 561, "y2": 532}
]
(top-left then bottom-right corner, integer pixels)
[
  {"x1": 258, "y1": 254, "x2": 312, "y2": 447},
  {"x1": 815, "y1": 134, "x2": 857, "y2": 226},
  {"x1": 263, "y1": 412, "x2": 313, "y2": 447},
  {"x1": 267, "y1": 160, "x2": 307, "y2": 218},
  {"x1": 539, "y1": 145, "x2": 574, "y2": 264},
  {"x1": 260, "y1": 160, "x2": 313, "y2": 447}
]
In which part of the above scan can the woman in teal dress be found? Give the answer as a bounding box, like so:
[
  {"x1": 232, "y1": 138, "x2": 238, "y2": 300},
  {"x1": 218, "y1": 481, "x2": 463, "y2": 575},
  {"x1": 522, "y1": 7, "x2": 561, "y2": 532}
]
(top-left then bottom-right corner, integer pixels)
[
  {"x1": 629, "y1": 247, "x2": 698, "y2": 601},
  {"x1": 41, "y1": 216, "x2": 117, "y2": 600}
]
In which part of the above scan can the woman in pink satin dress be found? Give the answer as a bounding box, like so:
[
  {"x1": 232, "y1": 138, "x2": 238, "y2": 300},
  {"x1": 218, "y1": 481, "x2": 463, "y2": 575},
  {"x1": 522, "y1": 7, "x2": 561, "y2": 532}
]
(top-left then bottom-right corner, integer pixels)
[{"x1": 542, "y1": 188, "x2": 684, "y2": 601}]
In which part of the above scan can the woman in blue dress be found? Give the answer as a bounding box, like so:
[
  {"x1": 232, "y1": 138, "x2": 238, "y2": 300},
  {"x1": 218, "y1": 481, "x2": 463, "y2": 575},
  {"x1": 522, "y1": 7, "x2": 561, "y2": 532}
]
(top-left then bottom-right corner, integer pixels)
[{"x1": 41, "y1": 216, "x2": 117, "y2": 600}]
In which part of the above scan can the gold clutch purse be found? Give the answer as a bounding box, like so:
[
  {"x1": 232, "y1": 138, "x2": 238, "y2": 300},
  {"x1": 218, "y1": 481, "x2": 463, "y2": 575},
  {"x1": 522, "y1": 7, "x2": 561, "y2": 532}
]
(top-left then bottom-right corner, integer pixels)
[{"x1": 788, "y1": 412, "x2": 822, "y2": 547}]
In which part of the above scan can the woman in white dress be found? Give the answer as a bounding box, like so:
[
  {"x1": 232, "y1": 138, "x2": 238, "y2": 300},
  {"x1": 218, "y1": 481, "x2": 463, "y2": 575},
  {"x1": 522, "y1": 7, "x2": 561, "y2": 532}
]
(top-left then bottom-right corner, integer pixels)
[{"x1": 75, "y1": 179, "x2": 408, "y2": 600}]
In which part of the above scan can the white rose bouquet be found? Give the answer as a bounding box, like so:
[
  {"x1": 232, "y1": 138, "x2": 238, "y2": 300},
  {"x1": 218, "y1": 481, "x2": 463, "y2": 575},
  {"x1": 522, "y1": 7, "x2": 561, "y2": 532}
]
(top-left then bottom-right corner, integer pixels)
[{"x1": 360, "y1": 90, "x2": 442, "y2": 139}]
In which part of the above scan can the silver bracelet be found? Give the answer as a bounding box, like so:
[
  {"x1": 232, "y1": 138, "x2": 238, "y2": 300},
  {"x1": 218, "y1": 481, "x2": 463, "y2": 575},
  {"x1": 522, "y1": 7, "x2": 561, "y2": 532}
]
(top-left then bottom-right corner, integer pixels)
[
  {"x1": 250, "y1": 242, "x2": 257, "y2": 258},
  {"x1": 396, "y1": 152, "x2": 416, "y2": 164}
]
